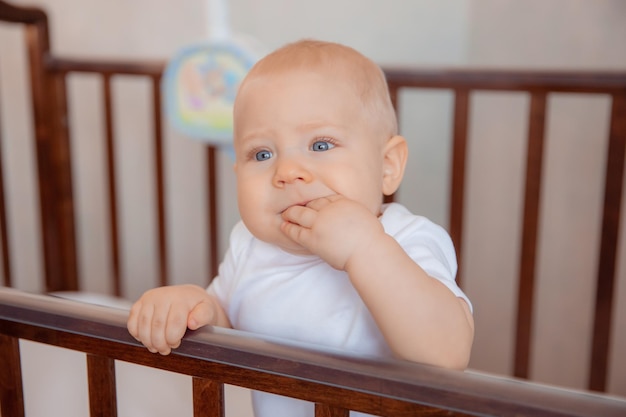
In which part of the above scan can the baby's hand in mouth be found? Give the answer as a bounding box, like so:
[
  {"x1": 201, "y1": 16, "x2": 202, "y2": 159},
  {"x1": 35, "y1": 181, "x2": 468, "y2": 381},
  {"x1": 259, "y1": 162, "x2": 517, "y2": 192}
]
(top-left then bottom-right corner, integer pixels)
[{"x1": 280, "y1": 195, "x2": 384, "y2": 270}]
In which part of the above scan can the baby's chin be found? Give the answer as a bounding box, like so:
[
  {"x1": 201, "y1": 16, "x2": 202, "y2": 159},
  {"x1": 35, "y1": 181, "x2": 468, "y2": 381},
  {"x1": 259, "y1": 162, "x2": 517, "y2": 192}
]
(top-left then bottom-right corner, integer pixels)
[
  {"x1": 262, "y1": 234, "x2": 311, "y2": 257},
  {"x1": 258, "y1": 231, "x2": 316, "y2": 258},
  {"x1": 243, "y1": 217, "x2": 316, "y2": 257}
]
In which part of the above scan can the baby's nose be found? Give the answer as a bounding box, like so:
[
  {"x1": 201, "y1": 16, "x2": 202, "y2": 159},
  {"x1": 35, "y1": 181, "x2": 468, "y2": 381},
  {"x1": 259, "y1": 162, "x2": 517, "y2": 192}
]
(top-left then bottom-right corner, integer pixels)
[{"x1": 272, "y1": 156, "x2": 313, "y2": 187}]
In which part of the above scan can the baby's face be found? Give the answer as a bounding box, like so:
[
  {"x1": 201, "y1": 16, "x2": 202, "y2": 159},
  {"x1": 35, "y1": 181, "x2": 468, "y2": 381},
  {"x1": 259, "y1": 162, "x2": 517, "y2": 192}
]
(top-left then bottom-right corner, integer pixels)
[{"x1": 233, "y1": 68, "x2": 388, "y2": 255}]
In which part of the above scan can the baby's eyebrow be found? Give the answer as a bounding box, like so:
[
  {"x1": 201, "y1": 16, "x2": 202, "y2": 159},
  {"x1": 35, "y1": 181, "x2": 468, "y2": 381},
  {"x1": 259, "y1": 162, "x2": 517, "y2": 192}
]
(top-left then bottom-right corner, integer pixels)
[
  {"x1": 236, "y1": 128, "x2": 274, "y2": 144},
  {"x1": 296, "y1": 121, "x2": 347, "y2": 133}
]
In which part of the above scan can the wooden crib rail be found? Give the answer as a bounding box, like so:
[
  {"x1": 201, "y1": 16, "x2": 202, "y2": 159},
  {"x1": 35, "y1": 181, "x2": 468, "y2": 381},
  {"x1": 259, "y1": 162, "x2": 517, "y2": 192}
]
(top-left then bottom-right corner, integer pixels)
[
  {"x1": 1, "y1": 0, "x2": 221, "y2": 296},
  {"x1": 1, "y1": 287, "x2": 625, "y2": 417},
  {"x1": 45, "y1": 54, "x2": 221, "y2": 296},
  {"x1": 44, "y1": 55, "x2": 221, "y2": 296},
  {"x1": 383, "y1": 68, "x2": 626, "y2": 392}
]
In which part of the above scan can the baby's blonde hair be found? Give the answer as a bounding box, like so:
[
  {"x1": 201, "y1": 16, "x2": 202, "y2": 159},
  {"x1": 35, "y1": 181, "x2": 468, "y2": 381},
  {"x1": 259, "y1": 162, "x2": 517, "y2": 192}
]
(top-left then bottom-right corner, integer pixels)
[{"x1": 236, "y1": 39, "x2": 398, "y2": 138}]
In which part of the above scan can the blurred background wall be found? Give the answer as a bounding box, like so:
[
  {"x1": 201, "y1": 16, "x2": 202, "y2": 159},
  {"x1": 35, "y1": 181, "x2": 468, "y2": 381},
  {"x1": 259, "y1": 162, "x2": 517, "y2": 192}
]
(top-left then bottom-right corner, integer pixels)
[{"x1": 1, "y1": 1, "x2": 625, "y2": 414}]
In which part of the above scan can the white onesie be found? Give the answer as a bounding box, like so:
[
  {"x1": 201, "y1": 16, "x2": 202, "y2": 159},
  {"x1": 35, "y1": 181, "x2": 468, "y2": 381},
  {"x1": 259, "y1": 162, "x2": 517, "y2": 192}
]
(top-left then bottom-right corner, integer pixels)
[{"x1": 208, "y1": 202, "x2": 471, "y2": 417}]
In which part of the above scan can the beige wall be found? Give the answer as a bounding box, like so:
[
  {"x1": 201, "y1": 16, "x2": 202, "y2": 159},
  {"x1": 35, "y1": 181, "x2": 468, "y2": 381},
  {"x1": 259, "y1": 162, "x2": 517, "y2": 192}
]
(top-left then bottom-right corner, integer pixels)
[
  {"x1": 1, "y1": 0, "x2": 625, "y2": 410},
  {"x1": 464, "y1": 0, "x2": 626, "y2": 393}
]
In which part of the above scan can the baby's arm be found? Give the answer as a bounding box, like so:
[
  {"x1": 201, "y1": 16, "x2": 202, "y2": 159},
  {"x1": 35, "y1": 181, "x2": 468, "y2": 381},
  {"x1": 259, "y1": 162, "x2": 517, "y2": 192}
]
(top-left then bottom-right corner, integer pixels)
[
  {"x1": 281, "y1": 196, "x2": 474, "y2": 369},
  {"x1": 127, "y1": 284, "x2": 231, "y2": 355},
  {"x1": 345, "y1": 233, "x2": 474, "y2": 369}
]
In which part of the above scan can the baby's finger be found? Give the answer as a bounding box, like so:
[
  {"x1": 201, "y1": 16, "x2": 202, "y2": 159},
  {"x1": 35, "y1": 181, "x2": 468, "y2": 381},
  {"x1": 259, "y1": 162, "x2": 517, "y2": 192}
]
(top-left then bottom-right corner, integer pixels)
[
  {"x1": 305, "y1": 194, "x2": 342, "y2": 210},
  {"x1": 134, "y1": 303, "x2": 159, "y2": 352},
  {"x1": 149, "y1": 304, "x2": 173, "y2": 354},
  {"x1": 188, "y1": 300, "x2": 213, "y2": 330},
  {"x1": 282, "y1": 205, "x2": 316, "y2": 228},
  {"x1": 281, "y1": 220, "x2": 312, "y2": 246},
  {"x1": 127, "y1": 302, "x2": 142, "y2": 340},
  {"x1": 164, "y1": 306, "x2": 189, "y2": 349}
]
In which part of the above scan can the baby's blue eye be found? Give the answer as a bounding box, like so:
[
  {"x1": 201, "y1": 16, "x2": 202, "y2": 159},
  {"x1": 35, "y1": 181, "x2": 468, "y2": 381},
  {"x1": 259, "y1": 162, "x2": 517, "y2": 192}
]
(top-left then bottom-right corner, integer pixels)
[
  {"x1": 255, "y1": 150, "x2": 272, "y2": 161},
  {"x1": 311, "y1": 141, "x2": 334, "y2": 152}
]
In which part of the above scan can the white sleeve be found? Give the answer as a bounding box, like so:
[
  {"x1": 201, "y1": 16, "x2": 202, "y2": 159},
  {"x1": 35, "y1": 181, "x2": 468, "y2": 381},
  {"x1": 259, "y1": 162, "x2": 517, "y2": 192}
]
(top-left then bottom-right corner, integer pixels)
[
  {"x1": 207, "y1": 221, "x2": 248, "y2": 313},
  {"x1": 382, "y1": 204, "x2": 472, "y2": 312}
]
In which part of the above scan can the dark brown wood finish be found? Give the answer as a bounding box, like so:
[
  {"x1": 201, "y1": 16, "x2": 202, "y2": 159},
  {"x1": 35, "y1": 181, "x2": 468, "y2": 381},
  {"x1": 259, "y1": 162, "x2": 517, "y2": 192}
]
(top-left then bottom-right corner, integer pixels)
[
  {"x1": 87, "y1": 354, "x2": 118, "y2": 417},
  {"x1": 0, "y1": 85, "x2": 11, "y2": 287},
  {"x1": 206, "y1": 146, "x2": 220, "y2": 280},
  {"x1": 589, "y1": 92, "x2": 626, "y2": 392},
  {"x1": 48, "y1": 67, "x2": 79, "y2": 292},
  {"x1": 1, "y1": 288, "x2": 625, "y2": 417},
  {"x1": 152, "y1": 74, "x2": 169, "y2": 288},
  {"x1": 515, "y1": 91, "x2": 547, "y2": 380},
  {"x1": 449, "y1": 88, "x2": 470, "y2": 288},
  {"x1": 103, "y1": 73, "x2": 122, "y2": 296},
  {"x1": 193, "y1": 378, "x2": 224, "y2": 417},
  {"x1": 0, "y1": 333, "x2": 25, "y2": 417},
  {"x1": 315, "y1": 404, "x2": 350, "y2": 417}
]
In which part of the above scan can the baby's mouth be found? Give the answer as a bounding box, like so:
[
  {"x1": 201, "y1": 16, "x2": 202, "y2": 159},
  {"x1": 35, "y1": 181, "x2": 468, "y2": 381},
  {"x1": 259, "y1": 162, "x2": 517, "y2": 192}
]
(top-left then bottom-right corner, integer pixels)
[{"x1": 280, "y1": 201, "x2": 310, "y2": 214}]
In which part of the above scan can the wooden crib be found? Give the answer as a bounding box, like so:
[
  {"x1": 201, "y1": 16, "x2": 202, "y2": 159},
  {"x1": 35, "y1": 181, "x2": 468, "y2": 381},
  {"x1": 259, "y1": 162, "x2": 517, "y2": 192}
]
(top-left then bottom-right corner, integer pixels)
[
  {"x1": 1, "y1": 1, "x2": 626, "y2": 415},
  {"x1": 2, "y1": 286, "x2": 626, "y2": 417}
]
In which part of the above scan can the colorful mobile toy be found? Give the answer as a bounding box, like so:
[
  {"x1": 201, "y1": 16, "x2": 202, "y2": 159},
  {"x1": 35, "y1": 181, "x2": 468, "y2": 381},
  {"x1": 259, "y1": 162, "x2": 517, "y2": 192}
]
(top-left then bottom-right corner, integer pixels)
[{"x1": 163, "y1": 0, "x2": 261, "y2": 150}]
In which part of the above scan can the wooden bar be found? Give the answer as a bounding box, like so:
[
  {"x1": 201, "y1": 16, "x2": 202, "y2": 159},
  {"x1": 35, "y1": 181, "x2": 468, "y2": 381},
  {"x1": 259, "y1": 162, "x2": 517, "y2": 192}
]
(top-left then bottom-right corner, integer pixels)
[
  {"x1": 315, "y1": 404, "x2": 349, "y2": 417},
  {"x1": 152, "y1": 74, "x2": 169, "y2": 287},
  {"x1": 49, "y1": 71, "x2": 79, "y2": 291},
  {"x1": 206, "y1": 146, "x2": 219, "y2": 281},
  {"x1": 87, "y1": 354, "x2": 118, "y2": 417},
  {"x1": 449, "y1": 88, "x2": 470, "y2": 288},
  {"x1": 48, "y1": 56, "x2": 165, "y2": 77},
  {"x1": 103, "y1": 74, "x2": 122, "y2": 296},
  {"x1": 588, "y1": 92, "x2": 626, "y2": 392},
  {"x1": 0, "y1": 333, "x2": 25, "y2": 417},
  {"x1": 1, "y1": 288, "x2": 625, "y2": 417},
  {"x1": 0, "y1": 89, "x2": 11, "y2": 287},
  {"x1": 192, "y1": 378, "x2": 224, "y2": 417},
  {"x1": 0, "y1": 0, "x2": 45, "y2": 24},
  {"x1": 382, "y1": 67, "x2": 626, "y2": 93},
  {"x1": 514, "y1": 91, "x2": 547, "y2": 379}
]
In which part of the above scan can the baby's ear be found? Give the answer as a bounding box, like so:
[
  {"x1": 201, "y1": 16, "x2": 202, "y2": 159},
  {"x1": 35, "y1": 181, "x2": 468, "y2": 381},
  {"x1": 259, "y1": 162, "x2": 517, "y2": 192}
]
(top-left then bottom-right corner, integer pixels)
[{"x1": 382, "y1": 135, "x2": 408, "y2": 196}]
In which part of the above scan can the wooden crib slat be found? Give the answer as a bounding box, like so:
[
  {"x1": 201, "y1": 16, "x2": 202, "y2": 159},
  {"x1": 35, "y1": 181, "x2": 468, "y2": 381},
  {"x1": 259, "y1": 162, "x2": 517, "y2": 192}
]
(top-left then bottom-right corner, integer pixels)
[
  {"x1": 193, "y1": 377, "x2": 224, "y2": 417},
  {"x1": 0, "y1": 334, "x2": 25, "y2": 417},
  {"x1": 315, "y1": 403, "x2": 349, "y2": 417},
  {"x1": 514, "y1": 91, "x2": 547, "y2": 380},
  {"x1": 0, "y1": 89, "x2": 12, "y2": 287},
  {"x1": 87, "y1": 353, "x2": 118, "y2": 417},
  {"x1": 589, "y1": 92, "x2": 626, "y2": 392},
  {"x1": 206, "y1": 146, "x2": 219, "y2": 281},
  {"x1": 50, "y1": 71, "x2": 80, "y2": 291},
  {"x1": 152, "y1": 75, "x2": 169, "y2": 287},
  {"x1": 103, "y1": 74, "x2": 122, "y2": 296},
  {"x1": 449, "y1": 88, "x2": 470, "y2": 288}
]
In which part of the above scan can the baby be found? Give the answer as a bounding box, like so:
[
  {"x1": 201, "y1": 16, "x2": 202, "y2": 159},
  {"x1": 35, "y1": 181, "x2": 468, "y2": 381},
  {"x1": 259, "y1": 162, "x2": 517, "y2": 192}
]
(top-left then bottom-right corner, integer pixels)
[{"x1": 128, "y1": 39, "x2": 474, "y2": 417}]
